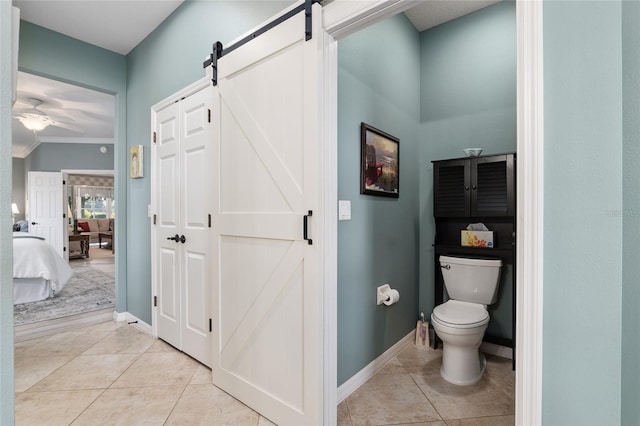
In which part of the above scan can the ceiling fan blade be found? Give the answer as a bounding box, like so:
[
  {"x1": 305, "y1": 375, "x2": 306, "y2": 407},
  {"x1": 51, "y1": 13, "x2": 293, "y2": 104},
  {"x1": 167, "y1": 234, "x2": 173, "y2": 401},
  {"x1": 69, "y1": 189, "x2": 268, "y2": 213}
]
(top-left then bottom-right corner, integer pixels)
[
  {"x1": 14, "y1": 91, "x2": 64, "y2": 109},
  {"x1": 47, "y1": 112, "x2": 76, "y2": 124},
  {"x1": 51, "y1": 121, "x2": 83, "y2": 133}
]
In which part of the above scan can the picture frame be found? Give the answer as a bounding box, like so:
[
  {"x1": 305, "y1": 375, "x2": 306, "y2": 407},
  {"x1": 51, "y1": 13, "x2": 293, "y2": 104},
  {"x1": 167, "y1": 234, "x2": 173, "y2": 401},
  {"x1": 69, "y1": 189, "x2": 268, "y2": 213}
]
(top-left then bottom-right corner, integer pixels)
[
  {"x1": 130, "y1": 145, "x2": 143, "y2": 179},
  {"x1": 360, "y1": 123, "x2": 399, "y2": 198}
]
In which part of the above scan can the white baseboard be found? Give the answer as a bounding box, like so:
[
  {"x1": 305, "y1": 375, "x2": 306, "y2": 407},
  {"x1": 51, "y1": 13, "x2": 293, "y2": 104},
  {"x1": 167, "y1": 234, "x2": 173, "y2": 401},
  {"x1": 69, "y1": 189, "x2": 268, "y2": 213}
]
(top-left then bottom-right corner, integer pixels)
[
  {"x1": 114, "y1": 311, "x2": 153, "y2": 337},
  {"x1": 337, "y1": 330, "x2": 415, "y2": 403},
  {"x1": 481, "y1": 341, "x2": 513, "y2": 359}
]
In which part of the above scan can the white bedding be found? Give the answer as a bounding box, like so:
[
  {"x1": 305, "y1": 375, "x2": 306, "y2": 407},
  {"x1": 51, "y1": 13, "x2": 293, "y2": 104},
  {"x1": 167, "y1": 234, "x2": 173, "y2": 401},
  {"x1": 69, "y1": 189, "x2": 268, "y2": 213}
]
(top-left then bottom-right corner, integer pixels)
[{"x1": 13, "y1": 232, "x2": 74, "y2": 303}]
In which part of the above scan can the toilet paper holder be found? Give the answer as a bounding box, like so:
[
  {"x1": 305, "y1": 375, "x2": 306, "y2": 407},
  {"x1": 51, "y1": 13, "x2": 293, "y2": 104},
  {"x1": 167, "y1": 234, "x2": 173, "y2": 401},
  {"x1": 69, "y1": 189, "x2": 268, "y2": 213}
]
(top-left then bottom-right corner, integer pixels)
[{"x1": 376, "y1": 284, "x2": 400, "y2": 306}]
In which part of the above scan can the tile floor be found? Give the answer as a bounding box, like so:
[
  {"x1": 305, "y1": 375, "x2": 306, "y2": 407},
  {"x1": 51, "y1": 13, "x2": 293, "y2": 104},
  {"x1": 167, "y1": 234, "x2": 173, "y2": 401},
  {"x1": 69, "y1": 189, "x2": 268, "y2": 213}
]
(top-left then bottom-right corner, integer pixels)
[
  {"x1": 14, "y1": 321, "x2": 275, "y2": 425},
  {"x1": 338, "y1": 346, "x2": 515, "y2": 426},
  {"x1": 15, "y1": 319, "x2": 514, "y2": 425}
]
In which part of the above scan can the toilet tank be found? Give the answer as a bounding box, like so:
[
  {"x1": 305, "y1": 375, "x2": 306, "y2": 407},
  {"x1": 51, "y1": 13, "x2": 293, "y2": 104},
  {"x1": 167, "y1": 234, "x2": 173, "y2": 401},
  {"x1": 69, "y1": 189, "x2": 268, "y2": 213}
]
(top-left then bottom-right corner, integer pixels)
[{"x1": 439, "y1": 255, "x2": 502, "y2": 305}]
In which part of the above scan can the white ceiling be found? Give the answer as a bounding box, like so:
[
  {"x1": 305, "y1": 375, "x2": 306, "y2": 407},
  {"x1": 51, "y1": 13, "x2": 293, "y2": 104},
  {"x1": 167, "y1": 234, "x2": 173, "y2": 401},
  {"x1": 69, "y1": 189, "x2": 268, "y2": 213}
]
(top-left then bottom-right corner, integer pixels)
[
  {"x1": 13, "y1": 0, "x2": 184, "y2": 55},
  {"x1": 11, "y1": 0, "x2": 500, "y2": 158},
  {"x1": 404, "y1": 0, "x2": 501, "y2": 32}
]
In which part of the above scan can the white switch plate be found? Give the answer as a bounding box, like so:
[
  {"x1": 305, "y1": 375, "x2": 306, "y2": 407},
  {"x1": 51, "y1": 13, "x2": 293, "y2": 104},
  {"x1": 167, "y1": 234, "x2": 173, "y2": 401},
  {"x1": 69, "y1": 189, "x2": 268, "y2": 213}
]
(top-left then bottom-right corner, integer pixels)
[{"x1": 338, "y1": 200, "x2": 351, "y2": 221}]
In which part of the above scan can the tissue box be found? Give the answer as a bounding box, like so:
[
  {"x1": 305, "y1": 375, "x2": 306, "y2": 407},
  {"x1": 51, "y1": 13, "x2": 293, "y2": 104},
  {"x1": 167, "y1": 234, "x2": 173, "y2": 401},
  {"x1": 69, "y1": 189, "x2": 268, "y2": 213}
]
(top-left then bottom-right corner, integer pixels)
[{"x1": 461, "y1": 230, "x2": 494, "y2": 247}]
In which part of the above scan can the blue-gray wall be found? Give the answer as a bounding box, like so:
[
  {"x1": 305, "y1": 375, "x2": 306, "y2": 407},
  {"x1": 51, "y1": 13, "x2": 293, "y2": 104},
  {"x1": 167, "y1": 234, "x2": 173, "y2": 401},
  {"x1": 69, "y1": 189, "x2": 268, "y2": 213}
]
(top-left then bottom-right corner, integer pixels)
[
  {"x1": 18, "y1": 21, "x2": 128, "y2": 311},
  {"x1": 25, "y1": 143, "x2": 114, "y2": 172},
  {"x1": 543, "y1": 1, "x2": 623, "y2": 423},
  {"x1": 622, "y1": 0, "x2": 640, "y2": 423},
  {"x1": 125, "y1": 1, "x2": 292, "y2": 324},
  {"x1": 418, "y1": 1, "x2": 516, "y2": 340},
  {"x1": 337, "y1": 13, "x2": 421, "y2": 385},
  {"x1": 12, "y1": 157, "x2": 25, "y2": 222}
]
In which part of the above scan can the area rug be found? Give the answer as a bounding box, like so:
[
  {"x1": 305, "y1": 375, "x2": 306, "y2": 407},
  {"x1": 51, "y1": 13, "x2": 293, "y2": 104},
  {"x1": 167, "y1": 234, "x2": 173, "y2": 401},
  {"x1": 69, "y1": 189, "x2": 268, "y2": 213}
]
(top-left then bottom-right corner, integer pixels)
[{"x1": 13, "y1": 266, "x2": 115, "y2": 326}]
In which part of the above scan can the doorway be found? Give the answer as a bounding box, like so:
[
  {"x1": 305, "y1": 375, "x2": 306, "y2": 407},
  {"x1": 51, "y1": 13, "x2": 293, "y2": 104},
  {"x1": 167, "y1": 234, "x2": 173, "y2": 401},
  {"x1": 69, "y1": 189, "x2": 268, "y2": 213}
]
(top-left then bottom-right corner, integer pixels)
[{"x1": 12, "y1": 72, "x2": 120, "y2": 340}]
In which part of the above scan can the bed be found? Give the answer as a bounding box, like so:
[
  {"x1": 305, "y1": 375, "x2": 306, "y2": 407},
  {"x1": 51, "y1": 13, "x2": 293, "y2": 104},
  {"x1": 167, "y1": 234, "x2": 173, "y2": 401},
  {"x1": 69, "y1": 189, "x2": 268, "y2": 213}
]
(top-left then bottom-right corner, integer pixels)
[{"x1": 13, "y1": 232, "x2": 74, "y2": 304}]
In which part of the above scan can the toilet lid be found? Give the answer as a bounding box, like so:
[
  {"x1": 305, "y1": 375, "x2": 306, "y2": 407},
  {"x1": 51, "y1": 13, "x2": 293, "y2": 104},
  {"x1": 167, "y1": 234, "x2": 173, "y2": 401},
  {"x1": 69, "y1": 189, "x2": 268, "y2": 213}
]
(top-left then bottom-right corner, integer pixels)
[{"x1": 433, "y1": 300, "x2": 489, "y2": 328}]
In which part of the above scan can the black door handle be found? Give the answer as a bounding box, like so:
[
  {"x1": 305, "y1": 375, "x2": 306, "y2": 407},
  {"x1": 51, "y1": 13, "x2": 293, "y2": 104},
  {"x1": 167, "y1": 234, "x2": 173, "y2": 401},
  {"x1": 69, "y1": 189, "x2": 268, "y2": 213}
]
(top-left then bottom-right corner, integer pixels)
[
  {"x1": 31, "y1": 222, "x2": 38, "y2": 225},
  {"x1": 167, "y1": 234, "x2": 186, "y2": 243},
  {"x1": 303, "y1": 210, "x2": 312, "y2": 245}
]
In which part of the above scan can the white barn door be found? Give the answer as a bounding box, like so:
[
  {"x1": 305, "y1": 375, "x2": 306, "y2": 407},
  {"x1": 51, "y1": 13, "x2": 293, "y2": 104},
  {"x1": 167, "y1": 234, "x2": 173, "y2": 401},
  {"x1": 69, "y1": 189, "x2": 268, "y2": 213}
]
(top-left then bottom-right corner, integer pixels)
[
  {"x1": 211, "y1": 3, "x2": 324, "y2": 425},
  {"x1": 154, "y1": 86, "x2": 214, "y2": 367},
  {"x1": 28, "y1": 171, "x2": 64, "y2": 257}
]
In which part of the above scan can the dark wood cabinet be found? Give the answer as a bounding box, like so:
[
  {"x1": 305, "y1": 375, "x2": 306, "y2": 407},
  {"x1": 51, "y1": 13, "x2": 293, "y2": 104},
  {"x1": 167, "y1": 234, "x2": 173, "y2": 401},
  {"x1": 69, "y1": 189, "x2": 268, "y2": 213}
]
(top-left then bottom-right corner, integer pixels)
[
  {"x1": 434, "y1": 154, "x2": 515, "y2": 218},
  {"x1": 432, "y1": 153, "x2": 516, "y2": 366}
]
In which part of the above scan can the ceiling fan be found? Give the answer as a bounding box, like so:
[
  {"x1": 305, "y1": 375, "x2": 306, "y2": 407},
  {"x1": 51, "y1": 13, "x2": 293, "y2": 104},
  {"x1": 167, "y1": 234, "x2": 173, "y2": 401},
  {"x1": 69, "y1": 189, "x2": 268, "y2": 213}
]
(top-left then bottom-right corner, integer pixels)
[{"x1": 13, "y1": 97, "x2": 80, "y2": 133}]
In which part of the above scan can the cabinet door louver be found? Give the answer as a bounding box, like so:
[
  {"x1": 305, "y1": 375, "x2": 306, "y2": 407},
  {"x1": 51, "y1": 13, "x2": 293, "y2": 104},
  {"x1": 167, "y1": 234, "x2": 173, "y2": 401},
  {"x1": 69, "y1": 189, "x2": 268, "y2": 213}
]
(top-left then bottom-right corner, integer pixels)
[
  {"x1": 475, "y1": 161, "x2": 508, "y2": 214},
  {"x1": 434, "y1": 161, "x2": 468, "y2": 217}
]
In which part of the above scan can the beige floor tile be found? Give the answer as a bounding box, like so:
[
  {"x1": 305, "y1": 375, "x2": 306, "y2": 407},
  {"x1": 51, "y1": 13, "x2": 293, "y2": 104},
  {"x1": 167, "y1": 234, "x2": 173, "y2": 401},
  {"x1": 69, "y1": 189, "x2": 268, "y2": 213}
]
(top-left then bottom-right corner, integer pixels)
[
  {"x1": 29, "y1": 354, "x2": 139, "y2": 391},
  {"x1": 77, "y1": 320, "x2": 124, "y2": 333},
  {"x1": 445, "y1": 414, "x2": 515, "y2": 426},
  {"x1": 15, "y1": 389, "x2": 103, "y2": 426},
  {"x1": 484, "y1": 355, "x2": 515, "y2": 401},
  {"x1": 397, "y1": 345, "x2": 443, "y2": 375},
  {"x1": 83, "y1": 325, "x2": 155, "y2": 355},
  {"x1": 72, "y1": 386, "x2": 184, "y2": 425},
  {"x1": 14, "y1": 335, "x2": 48, "y2": 358},
  {"x1": 145, "y1": 338, "x2": 179, "y2": 353},
  {"x1": 346, "y1": 373, "x2": 442, "y2": 425},
  {"x1": 165, "y1": 384, "x2": 260, "y2": 425},
  {"x1": 411, "y1": 373, "x2": 514, "y2": 420},
  {"x1": 389, "y1": 423, "x2": 446, "y2": 426},
  {"x1": 337, "y1": 401, "x2": 353, "y2": 426},
  {"x1": 18, "y1": 330, "x2": 111, "y2": 358},
  {"x1": 376, "y1": 356, "x2": 407, "y2": 375},
  {"x1": 190, "y1": 364, "x2": 213, "y2": 384},
  {"x1": 110, "y1": 351, "x2": 199, "y2": 388},
  {"x1": 14, "y1": 355, "x2": 72, "y2": 392},
  {"x1": 258, "y1": 415, "x2": 277, "y2": 426}
]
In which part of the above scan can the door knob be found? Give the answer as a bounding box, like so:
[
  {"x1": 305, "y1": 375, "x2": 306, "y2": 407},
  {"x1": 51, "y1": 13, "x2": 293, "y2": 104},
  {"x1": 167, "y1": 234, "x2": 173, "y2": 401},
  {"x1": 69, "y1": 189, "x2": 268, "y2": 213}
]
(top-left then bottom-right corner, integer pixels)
[
  {"x1": 31, "y1": 222, "x2": 39, "y2": 225},
  {"x1": 167, "y1": 234, "x2": 180, "y2": 242},
  {"x1": 179, "y1": 235, "x2": 186, "y2": 244}
]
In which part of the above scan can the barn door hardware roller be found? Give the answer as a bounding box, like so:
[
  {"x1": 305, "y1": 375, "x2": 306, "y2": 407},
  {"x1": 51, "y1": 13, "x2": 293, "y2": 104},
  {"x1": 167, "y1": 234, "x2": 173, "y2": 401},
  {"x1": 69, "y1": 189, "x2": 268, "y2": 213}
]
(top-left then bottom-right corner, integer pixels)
[{"x1": 203, "y1": 0, "x2": 321, "y2": 86}]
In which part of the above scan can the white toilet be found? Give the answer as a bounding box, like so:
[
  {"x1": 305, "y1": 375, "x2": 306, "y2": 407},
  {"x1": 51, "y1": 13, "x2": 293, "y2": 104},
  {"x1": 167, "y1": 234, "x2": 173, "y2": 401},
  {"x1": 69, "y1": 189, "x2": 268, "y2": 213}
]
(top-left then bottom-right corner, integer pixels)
[{"x1": 431, "y1": 255, "x2": 502, "y2": 386}]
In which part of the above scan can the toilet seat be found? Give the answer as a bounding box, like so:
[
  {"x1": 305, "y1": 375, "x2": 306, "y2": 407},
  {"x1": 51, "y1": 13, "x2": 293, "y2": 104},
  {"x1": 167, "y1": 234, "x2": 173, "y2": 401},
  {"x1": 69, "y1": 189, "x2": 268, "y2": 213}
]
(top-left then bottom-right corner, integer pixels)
[{"x1": 432, "y1": 300, "x2": 489, "y2": 328}]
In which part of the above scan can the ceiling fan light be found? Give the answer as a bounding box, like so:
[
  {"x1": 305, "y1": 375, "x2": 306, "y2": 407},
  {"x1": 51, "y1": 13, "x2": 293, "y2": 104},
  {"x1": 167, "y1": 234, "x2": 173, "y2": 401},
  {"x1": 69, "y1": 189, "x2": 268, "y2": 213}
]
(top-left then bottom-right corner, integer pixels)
[{"x1": 18, "y1": 113, "x2": 51, "y2": 132}]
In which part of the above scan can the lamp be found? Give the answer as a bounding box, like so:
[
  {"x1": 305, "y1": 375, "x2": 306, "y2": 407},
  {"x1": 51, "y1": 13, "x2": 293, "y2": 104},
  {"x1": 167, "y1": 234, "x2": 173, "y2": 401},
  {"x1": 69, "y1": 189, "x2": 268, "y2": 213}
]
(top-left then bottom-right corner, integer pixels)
[
  {"x1": 17, "y1": 110, "x2": 52, "y2": 132},
  {"x1": 11, "y1": 203, "x2": 19, "y2": 224}
]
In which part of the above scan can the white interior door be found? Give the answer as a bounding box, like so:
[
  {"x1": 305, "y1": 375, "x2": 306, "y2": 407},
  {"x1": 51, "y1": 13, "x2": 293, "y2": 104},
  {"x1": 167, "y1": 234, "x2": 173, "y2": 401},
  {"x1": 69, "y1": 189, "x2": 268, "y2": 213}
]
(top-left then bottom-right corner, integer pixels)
[
  {"x1": 28, "y1": 171, "x2": 64, "y2": 257},
  {"x1": 154, "y1": 86, "x2": 214, "y2": 367},
  {"x1": 211, "y1": 3, "x2": 324, "y2": 425},
  {"x1": 179, "y1": 86, "x2": 214, "y2": 367},
  {"x1": 155, "y1": 102, "x2": 182, "y2": 350}
]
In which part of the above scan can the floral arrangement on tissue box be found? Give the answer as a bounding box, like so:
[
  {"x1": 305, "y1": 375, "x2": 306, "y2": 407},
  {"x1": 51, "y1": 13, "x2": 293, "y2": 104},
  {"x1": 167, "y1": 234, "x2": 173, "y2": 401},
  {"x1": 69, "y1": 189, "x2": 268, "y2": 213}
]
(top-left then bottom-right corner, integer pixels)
[{"x1": 461, "y1": 230, "x2": 494, "y2": 247}]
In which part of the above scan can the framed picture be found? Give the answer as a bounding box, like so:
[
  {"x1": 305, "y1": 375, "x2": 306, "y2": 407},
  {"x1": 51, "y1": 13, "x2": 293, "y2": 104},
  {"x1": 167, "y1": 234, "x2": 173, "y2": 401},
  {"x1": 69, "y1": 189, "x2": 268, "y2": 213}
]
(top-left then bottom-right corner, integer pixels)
[
  {"x1": 130, "y1": 145, "x2": 143, "y2": 179},
  {"x1": 361, "y1": 123, "x2": 399, "y2": 197}
]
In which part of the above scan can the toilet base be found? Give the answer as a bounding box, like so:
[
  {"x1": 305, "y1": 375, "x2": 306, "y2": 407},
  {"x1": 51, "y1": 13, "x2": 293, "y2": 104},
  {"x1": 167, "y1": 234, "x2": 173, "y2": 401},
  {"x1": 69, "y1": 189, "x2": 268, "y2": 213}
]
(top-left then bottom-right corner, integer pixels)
[{"x1": 440, "y1": 345, "x2": 486, "y2": 386}]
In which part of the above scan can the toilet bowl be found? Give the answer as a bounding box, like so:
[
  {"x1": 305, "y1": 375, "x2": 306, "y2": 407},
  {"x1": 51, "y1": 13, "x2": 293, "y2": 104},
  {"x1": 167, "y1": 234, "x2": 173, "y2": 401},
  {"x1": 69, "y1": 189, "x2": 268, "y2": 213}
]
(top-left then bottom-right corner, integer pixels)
[
  {"x1": 431, "y1": 256, "x2": 502, "y2": 386},
  {"x1": 431, "y1": 300, "x2": 490, "y2": 385}
]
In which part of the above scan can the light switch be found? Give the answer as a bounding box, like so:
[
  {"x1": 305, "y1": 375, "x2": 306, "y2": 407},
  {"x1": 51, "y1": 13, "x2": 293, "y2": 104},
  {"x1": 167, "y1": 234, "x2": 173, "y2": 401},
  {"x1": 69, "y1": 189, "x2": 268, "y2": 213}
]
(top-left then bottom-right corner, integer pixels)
[{"x1": 338, "y1": 200, "x2": 351, "y2": 221}]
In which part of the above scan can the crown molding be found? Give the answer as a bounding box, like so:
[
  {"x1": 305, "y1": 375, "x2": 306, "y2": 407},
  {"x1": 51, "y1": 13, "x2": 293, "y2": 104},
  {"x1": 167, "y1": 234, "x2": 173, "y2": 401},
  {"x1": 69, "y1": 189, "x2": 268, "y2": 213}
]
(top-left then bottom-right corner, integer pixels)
[{"x1": 36, "y1": 137, "x2": 115, "y2": 145}]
